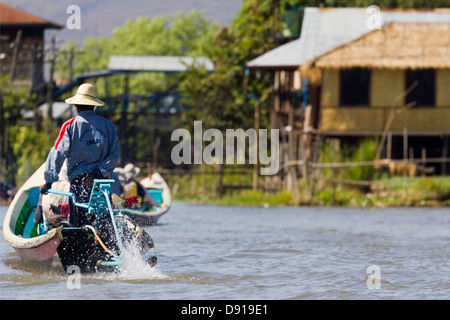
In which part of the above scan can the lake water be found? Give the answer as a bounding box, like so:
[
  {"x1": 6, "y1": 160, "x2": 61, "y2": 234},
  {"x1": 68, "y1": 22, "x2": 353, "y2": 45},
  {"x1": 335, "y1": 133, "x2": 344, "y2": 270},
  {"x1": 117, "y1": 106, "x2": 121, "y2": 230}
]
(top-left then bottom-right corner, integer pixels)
[{"x1": 1, "y1": 202, "x2": 449, "y2": 300}]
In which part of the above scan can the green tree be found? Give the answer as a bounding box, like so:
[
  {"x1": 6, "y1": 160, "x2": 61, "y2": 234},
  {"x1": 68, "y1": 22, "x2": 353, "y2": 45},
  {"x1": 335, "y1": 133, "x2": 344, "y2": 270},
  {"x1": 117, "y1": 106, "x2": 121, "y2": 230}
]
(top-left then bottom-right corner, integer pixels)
[
  {"x1": 180, "y1": 0, "x2": 282, "y2": 130},
  {"x1": 0, "y1": 75, "x2": 35, "y2": 186},
  {"x1": 9, "y1": 125, "x2": 56, "y2": 187},
  {"x1": 56, "y1": 11, "x2": 218, "y2": 98}
]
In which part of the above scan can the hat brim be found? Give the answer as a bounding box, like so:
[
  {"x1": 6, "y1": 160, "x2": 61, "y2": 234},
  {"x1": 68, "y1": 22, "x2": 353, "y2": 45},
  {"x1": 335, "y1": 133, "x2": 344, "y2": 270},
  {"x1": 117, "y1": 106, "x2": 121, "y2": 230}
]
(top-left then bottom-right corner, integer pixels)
[
  {"x1": 125, "y1": 168, "x2": 140, "y2": 177},
  {"x1": 65, "y1": 94, "x2": 105, "y2": 106},
  {"x1": 123, "y1": 164, "x2": 141, "y2": 177}
]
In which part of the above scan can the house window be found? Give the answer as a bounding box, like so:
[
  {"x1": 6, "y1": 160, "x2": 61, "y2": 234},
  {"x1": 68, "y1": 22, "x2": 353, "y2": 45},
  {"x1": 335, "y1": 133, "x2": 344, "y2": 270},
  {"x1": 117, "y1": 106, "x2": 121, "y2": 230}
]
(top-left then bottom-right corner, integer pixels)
[
  {"x1": 405, "y1": 69, "x2": 435, "y2": 107},
  {"x1": 340, "y1": 68, "x2": 370, "y2": 106}
]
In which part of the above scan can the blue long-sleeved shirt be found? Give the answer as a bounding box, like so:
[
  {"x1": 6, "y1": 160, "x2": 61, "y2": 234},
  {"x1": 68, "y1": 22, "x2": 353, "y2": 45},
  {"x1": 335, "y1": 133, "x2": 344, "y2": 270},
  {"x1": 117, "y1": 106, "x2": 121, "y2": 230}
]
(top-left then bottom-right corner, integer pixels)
[{"x1": 44, "y1": 110, "x2": 120, "y2": 183}]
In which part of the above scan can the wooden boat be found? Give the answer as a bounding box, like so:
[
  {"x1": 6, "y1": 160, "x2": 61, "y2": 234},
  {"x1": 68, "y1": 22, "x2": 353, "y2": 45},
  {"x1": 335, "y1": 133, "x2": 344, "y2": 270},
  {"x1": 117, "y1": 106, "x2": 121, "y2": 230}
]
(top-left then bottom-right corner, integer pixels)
[
  {"x1": 3, "y1": 164, "x2": 62, "y2": 264},
  {"x1": 3, "y1": 164, "x2": 156, "y2": 273},
  {"x1": 115, "y1": 171, "x2": 171, "y2": 226}
]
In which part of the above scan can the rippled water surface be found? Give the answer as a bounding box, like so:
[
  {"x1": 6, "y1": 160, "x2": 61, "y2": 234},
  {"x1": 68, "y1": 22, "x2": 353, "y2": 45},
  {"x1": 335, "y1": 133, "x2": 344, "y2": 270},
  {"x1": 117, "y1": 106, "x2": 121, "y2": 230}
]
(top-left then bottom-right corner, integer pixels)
[{"x1": 1, "y1": 202, "x2": 449, "y2": 299}]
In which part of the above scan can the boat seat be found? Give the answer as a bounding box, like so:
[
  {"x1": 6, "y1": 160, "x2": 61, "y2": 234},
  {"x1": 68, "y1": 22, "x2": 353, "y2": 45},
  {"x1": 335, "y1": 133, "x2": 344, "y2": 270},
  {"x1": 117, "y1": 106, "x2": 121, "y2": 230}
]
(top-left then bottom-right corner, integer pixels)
[{"x1": 148, "y1": 188, "x2": 163, "y2": 205}]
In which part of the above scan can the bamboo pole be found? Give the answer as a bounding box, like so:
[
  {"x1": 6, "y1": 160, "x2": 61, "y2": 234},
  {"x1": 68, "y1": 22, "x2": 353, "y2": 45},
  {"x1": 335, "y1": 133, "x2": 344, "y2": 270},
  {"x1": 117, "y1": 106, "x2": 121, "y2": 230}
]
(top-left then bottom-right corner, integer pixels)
[
  {"x1": 421, "y1": 147, "x2": 426, "y2": 179},
  {"x1": 253, "y1": 101, "x2": 260, "y2": 191},
  {"x1": 387, "y1": 132, "x2": 392, "y2": 194},
  {"x1": 332, "y1": 139, "x2": 338, "y2": 204},
  {"x1": 375, "y1": 80, "x2": 418, "y2": 161},
  {"x1": 9, "y1": 30, "x2": 22, "y2": 82},
  {"x1": 403, "y1": 127, "x2": 408, "y2": 198},
  {"x1": 46, "y1": 35, "x2": 56, "y2": 133}
]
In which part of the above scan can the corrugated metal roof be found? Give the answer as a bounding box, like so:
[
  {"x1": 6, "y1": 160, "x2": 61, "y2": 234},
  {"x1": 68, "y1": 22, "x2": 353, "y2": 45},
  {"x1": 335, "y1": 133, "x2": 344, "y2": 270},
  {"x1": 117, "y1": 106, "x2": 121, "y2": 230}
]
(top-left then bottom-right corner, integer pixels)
[
  {"x1": 246, "y1": 7, "x2": 450, "y2": 69},
  {"x1": 108, "y1": 55, "x2": 214, "y2": 73},
  {"x1": 0, "y1": 2, "x2": 63, "y2": 28},
  {"x1": 245, "y1": 38, "x2": 303, "y2": 69}
]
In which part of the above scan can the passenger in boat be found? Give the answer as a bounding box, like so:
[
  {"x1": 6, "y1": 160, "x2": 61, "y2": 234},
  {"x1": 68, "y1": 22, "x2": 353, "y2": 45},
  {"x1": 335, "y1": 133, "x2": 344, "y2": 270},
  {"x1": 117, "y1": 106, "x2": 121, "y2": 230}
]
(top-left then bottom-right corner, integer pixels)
[
  {"x1": 143, "y1": 168, "x2": 168, "y2": 209},
  {"x1": 121, "y1": 163, "x2": 159, "y2": 209},
  {"x1": 40, "y1": 83, "x2": 120, "y2": 231}
]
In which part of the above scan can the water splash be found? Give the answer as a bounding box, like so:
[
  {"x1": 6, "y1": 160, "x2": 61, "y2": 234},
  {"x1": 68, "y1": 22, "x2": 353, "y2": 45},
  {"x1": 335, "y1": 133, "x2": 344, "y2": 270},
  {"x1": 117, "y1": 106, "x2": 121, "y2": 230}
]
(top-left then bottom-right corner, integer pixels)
[
  {"x1": 114, "y1": 240, "x2": 168, "y2": 281},
  {"x1": 111, "y1": 220, "x2": 169, "y2": 281},
  {"x1": 100, "y1": 190, "x2": 169, "y2": 281}
]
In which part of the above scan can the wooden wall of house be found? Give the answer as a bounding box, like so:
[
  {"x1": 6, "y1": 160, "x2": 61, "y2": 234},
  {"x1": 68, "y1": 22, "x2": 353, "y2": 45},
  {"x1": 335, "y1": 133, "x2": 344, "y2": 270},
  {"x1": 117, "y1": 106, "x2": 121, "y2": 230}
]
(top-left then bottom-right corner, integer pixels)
[
  {"x1": 1, "y1": 28, "x2": 44, "y2": 75},
  {"x1": 271, "y1": 69, "x2": 302, "y2": 130},
  {"x1": 436, "y1": 69, "x2": 450, "y2": 107},
  {"x1": 319, "y1": 68, "x2": 450, "y2": 135}
]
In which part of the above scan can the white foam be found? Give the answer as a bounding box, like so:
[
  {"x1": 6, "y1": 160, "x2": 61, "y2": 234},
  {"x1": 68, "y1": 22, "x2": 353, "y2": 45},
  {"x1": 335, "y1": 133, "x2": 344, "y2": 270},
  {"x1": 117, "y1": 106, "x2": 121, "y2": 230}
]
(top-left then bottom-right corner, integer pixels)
[
  {"x1": 116, "y1": 245, "x2": 168, "y2": 280},
  {"x1": 101, "y1": 193, "x2": 169, "y2": 281}
]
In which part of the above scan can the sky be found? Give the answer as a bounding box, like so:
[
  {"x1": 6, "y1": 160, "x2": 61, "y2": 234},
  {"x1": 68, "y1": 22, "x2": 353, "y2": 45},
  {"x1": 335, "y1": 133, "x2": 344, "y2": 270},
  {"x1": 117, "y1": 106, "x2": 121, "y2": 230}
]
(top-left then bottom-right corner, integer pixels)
[{"x1": 2, "y1": 0, "x2": 243, "y2": 43}]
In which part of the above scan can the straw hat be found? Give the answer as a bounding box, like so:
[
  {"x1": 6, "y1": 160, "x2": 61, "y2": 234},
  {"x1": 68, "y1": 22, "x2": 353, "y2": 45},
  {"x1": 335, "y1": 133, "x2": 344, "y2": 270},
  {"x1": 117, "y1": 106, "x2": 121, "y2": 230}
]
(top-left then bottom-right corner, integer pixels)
[
  {"x1": 123, "y1": 163, "x2": 141, "y2": 179},
  {"x1": 65, "y1": 83, "x2": 105, "y2": 106},
  {"x1": 113, "y1": 167, "x2": 126, "y2": 182}
]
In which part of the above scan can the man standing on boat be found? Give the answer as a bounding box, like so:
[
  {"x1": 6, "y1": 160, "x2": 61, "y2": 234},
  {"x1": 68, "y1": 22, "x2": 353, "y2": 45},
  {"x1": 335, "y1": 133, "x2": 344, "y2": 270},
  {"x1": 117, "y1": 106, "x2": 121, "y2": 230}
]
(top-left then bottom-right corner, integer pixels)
[{"x1": 40, "y1": 83, "x2": 120, "y2": 229}]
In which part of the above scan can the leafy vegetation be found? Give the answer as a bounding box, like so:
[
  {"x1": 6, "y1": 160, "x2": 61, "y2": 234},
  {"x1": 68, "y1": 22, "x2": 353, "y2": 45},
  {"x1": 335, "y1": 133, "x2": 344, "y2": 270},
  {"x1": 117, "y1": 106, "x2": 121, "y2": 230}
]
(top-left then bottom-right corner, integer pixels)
[
  {"x1": 1, "y1": 75, "x2": 38, "y2": 187},
  {"x1": 346, "y1": 139, "x2": 379, "y2": 182},
  {"x1": 9, "y1": 126, "x2": 57, "y2": 186}
]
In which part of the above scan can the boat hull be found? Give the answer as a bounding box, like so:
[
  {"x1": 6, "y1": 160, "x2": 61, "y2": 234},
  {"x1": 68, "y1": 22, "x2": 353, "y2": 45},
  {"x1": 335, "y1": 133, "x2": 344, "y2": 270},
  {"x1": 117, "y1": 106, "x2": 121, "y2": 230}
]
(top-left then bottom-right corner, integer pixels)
[
  {"x1": 3, "y1": 164, "x2": 62, "y2": 263},
  {"x1": 127, "y1": 205, "x2": 170, "y2": 226},
  {"x1": 136, "y1": 173, "x2": 172, "y2": 226},
  {"x1": 13, "y1": 236, "x2": 60, "y2": 262}
]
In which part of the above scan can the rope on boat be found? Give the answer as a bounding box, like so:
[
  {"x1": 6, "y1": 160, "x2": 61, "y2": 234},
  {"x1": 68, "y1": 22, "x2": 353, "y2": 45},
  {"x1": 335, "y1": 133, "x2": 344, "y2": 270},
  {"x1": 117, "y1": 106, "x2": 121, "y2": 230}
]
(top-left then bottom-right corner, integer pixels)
[{"x1": 82, "y1": 225, "x2": 116, "y2": 257}]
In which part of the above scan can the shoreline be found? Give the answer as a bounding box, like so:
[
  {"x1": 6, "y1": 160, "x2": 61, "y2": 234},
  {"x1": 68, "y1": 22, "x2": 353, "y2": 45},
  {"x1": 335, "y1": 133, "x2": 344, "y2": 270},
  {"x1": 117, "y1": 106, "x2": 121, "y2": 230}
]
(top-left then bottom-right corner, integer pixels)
[
  {"x1": 173, "y1": 191, "x2": 450, "y2": 209},
  {"x1": 170, "y1": 175, "x2": 450, "y2": 208},
  {"x1": 174, "y1": 199, "x2": 450, "y2": 208}
]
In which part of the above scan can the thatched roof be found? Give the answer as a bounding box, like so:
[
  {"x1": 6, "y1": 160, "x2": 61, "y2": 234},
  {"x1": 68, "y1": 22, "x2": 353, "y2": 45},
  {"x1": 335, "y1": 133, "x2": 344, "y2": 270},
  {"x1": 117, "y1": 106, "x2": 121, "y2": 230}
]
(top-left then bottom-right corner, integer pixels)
[
  {"x1": 247, "y1": 8, "x2": 450, "y2": 70},
  {"x1": 305, "y1": 22, "x2": 450, "y2": 70}
]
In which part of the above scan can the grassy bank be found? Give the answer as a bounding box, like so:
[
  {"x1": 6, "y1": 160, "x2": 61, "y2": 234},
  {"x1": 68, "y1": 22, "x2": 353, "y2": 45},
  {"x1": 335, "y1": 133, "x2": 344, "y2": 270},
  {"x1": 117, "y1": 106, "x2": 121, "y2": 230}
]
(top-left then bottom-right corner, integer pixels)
[
  {"x1": 168, "y1": 138, "x2": 450, "y2": 208},
  {"x1": 310, "y1": 176, "x2": 450, "y2": 208},
  {"x1": 172, "y1": 176, "x2": 450, "y2": 208}
]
